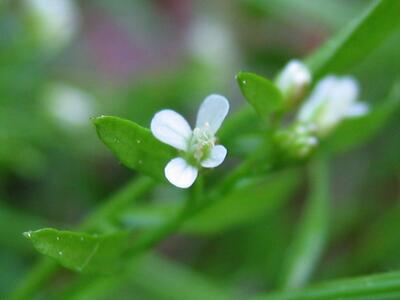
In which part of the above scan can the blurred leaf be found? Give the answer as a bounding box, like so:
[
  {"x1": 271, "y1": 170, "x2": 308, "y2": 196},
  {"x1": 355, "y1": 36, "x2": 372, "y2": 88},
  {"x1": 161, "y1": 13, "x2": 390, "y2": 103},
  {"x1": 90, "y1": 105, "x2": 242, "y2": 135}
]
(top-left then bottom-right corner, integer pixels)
[
  {"x1": 184, "y1": 169, "x2": 299, "y2": 234},
  {"x1": 24, "y1": 228, "x2": 131, "y2": 274},
  {"x1": 131, "y1": 254, "x2": 232, "y2": 300},
  {"x1": 93, "y1": 116, "x2": 175, "y2": 181},
  {"x1": 236, "y1": 72, "x2": 284, "y2": 121},
  {"x1": 322, "y1": 86, "x2": 400, "y2": 154},
  {"x1": 245, "y1": 0, "x2": 363, "y2": 30},
  {"x1": 307, "y1": 0, "x2": 400, "y2": 78},
  {"x1": 52, "y1": 253, "x2": 231, "y2": 300},
  {"x1": 120, "y1": 169, "x2": 300, "y2": 235},
  {"x1": 279, "y1": 157, "x2": 329, "y2": 289},
  {"x1": 256, "y1": 270, "x2": 400, "y2": 300},
  {"x1": 343, "y1": 204, "x2": 400, "y2": 274}
]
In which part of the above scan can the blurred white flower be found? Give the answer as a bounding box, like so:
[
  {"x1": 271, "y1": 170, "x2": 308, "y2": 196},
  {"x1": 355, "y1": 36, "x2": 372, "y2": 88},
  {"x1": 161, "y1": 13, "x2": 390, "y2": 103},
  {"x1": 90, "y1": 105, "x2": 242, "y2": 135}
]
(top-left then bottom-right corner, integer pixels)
[
  {"x1": 151, "y1": 95, "x2": 229, "y2": 189},
  {"x1": 276, "y1": 60, "x2": 312, "y2": 102},
  {"x1": 23, "y1": 0, "x2": 80, "y2": 50},
  {"x1": 298, "y1": 76, "x2": 369, "y2": 135},
  {"x1": 187, "y1": 16, "x2": 238, "y2": 72},
  {"x1": 44, "y1": 83, "x2": 94, "y2": 128}
]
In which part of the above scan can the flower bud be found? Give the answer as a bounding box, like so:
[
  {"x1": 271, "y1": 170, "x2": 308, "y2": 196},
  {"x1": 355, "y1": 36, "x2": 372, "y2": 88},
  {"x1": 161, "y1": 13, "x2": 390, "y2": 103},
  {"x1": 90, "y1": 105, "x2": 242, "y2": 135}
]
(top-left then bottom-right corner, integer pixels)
[
  {"x1": 276, "y1": 60, "x2": 312, "y2": 104},
  {"x1": 275, "y1": 123, "x2": 318, "y2": 160}
]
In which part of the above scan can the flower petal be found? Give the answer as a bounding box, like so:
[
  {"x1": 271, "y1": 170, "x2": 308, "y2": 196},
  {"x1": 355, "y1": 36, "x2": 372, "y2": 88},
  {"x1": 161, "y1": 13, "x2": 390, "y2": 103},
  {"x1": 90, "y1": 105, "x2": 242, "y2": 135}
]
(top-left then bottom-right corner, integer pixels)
[
  {"x1": 298, "y1": 76, "x2": 337, "y2": 122},
  {"x1": 196, "y1": 94, "x2": 229, "y2": 134},
  {"x1": 151, "y1": 109, "x2": 192, "y2": 150},
  {"x1": 164, "y1": 157, "x2": 198, "y2": 189},
  {"x1": 201, "y1": 145, "x2": 227, "y2": 168},
  {"x1": 346, "y1": 102, "x2": 369, "y2": 117}
]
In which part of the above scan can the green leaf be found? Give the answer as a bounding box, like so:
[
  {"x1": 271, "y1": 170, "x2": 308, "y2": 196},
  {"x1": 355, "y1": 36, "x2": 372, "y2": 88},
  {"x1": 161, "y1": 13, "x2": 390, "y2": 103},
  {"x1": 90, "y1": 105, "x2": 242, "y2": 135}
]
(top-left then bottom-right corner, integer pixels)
[
  {"x1": 54, "y1": 253, "x2": 231, "y2": 300},
  {"x1": 236, "y1": 72, "x2": 284, "y2": 120},
  {"x1": 184, "y1": 169, "x2": 300, "y2": 234},
  {"x1": 119, "y1": 169, "x2": 300, "y2": 235},
  {"x1": 279, "y1": 157, "x2": 330, "y2": 289},
  {"x1": 23, "y1": 228, "x2": 131, "y2": 274},
  {"x1": 307, "y1": 0, "x2": 400, "y2": 79},
  {"x1": 93, "y1": 116, "x2": 175, "y2": 181},
  {"x1": 256, "y1": 270, "x2": 400, "y2": 300},
  {"x1": 322, "y1": 88, "x2": 400, "y2": 154}
]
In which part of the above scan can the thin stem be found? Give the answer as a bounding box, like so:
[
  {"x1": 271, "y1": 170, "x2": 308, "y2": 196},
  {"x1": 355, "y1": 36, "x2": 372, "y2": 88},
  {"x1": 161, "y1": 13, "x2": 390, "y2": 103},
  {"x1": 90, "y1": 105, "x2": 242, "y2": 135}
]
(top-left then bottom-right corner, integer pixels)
[
  {"x1": 279, "y1": 155, "x2": 330, "y2": 289},
  {"x1": 127, "y1": 175, "x2": 204, "y2": 256}
]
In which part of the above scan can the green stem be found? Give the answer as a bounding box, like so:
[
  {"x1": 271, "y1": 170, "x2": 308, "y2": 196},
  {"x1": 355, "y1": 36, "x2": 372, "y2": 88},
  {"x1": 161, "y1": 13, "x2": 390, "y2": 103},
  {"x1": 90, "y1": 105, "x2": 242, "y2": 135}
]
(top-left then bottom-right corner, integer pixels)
[
  {"x1": 279, "y1": 156, "x2": 330, "y2": 289},
  {"x1": 127, "y1": 175, "x2": 204, "y2": 256}
]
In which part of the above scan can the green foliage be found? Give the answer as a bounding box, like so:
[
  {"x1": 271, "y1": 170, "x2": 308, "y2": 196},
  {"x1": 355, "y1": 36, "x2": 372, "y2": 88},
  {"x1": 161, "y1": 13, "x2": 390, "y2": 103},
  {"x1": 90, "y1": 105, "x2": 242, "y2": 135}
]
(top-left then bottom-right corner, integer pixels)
[
  {"x1": 257, "y1": 271, "x2": 400, "y2": 300},
  {"x1": 23, "y1": 228, "x2": 131, "y2": 274},
  {"x1": 279, "y1": 158, "x2": 329, "y2": 289},
  {"x1": 236, "y1": 72, "x2": 284, "y2": 121},
  {"x1": 93, "y1": 116, "x2": 175, "y2": 181},
  {"x1": 184, "y1": 169, "x2": 300, "y2": 234},
  {"x1": 120, "y1": 169, "x2": 300, "y2": 235},
  {"x1": 307, "y1": 0, "x2": 400, "y2": 78},
  {"x1": 3, "y1": 0, "x2": 400, "y2": 299}
]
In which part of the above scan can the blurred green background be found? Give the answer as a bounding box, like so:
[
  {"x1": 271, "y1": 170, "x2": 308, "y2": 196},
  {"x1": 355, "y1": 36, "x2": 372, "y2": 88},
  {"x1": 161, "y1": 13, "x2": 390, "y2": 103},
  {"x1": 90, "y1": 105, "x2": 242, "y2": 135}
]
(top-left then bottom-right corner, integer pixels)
[{"x1": 1, "y1": 0, "x2": 399, "y2": 299}]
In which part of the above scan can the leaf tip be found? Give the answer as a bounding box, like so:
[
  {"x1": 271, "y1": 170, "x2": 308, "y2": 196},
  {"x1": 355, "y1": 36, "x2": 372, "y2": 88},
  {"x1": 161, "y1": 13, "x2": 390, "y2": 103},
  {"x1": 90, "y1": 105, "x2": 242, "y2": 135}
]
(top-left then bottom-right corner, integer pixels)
[
  {"x1": 91, "y1": 115, "x2": 106, "y2": 125},
  {"x1": 235, "y1": 71, "x2": 247, "y2": 83},
  {"x1": 23, "y1": 231, "x2": 32, "y2": 239}
]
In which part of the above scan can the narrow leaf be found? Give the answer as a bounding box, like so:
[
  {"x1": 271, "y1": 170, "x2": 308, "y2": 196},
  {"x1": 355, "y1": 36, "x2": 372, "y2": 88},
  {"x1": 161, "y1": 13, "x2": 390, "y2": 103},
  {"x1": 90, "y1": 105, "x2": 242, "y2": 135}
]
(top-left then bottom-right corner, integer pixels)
[
  {"x1": 119, "y1": 169, "x2": 300, "y2": 235},
  {"x1": 24, "y1": 228, "x2": 131, "y2": 274},
  {"x1": 236, "y1": 72, "x2": 284, "y2": 120},
  {"x1": 256, "y1": 271, "x2": 400, "y2": 300},
  {"x1": 307, "y1": 0, "x2": 400, "y2": 78},
  {"x1": 93, "y1": 116, "x2": 175, "y2": 181}
]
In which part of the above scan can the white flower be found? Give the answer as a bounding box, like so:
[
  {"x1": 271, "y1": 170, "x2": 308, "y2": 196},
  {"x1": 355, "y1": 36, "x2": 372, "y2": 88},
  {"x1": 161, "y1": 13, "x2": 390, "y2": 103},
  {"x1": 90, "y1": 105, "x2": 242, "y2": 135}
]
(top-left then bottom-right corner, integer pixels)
[
  {"x1": 298, "y1": 76, "x2": 369, "y2": 136},
  {"x1": 151, "y1": 95, "x2": 229, "y2": 189},
  {"x1": 44, "y1": 83, "x2": 94, "y2": 128},
  {"x1": 23, "y1": 0, "x2": 79, "y2": 50},
  {"x1": 276, "y1": 60, "x2": 312, "y2": 102},
  {"x1": 187, "y1": 16, "x2": 238, "y2": 72}
]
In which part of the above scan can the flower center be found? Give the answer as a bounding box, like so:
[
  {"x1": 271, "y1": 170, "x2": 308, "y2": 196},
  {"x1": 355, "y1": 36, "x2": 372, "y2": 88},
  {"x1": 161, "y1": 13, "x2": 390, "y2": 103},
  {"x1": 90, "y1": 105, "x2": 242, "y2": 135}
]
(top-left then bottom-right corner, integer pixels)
[{"x1": 188, "y1": 122, "x2": 215, "y2": 163}]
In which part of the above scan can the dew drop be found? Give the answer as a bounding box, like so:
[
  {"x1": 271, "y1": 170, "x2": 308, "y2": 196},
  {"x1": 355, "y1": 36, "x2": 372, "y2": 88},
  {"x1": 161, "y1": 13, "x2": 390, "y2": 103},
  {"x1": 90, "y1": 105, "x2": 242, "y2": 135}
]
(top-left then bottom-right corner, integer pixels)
[
  {"x1": 242, "y1": 80, "x2": 247, "y2": 84},
  {"x1": 80, "y1": 237, "x2": 84, "y2": 241},
  {"x1": 56, "y1": 236, "x2": 60, "y2": 241},
  {"x1": 136, "y1": 139, "x2": 141, "y2": 144},
  {"x1": 59, "y1": 251, "x2": 63, "y2": 256},
  {"x1": 138, "y1": 160, "x2": 143, "y2": 164}
]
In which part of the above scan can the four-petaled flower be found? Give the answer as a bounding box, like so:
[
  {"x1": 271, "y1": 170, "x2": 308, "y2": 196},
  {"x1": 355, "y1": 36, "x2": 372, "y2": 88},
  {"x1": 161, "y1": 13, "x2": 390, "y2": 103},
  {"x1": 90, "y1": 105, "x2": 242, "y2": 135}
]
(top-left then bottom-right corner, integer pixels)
[
  {"x1": 151, "y1": 94, "x2": 229, "y2": 189},
  {"x1": 298, "y1": 76, "x2": 369, "y2": 136}
]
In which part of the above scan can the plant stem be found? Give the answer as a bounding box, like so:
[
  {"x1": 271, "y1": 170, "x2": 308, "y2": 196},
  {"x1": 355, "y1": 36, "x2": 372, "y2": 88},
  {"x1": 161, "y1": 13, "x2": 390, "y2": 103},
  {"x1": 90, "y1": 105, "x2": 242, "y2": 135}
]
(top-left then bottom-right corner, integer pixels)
[{"x1": 279, "y1": 156, "x2": 330, "y2": 289}]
